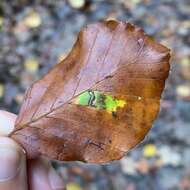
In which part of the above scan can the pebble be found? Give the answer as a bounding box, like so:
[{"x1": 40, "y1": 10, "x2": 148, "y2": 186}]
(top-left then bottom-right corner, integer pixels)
[
  {"x1": 135, "y1": 159, "x2": 149, "y2": 174},
  {"x1": 158, "y1": 146, "x2": 182, "y2": 167},
  {"x1": 183, "y1": 149, "x2": 190, "y2": 167},
  {"x1": 122, "y1": 0, "x2": 141, "y2": 10},
  {"x1": 68, "y1": 0, "x2": 85, "y2": 9},
  {"x1": 15, "y1": 93, "x2": 24, "y2": 104},
  {"x1": 180, "y1": 57, "x2": 190, "y2": 80},
  {"x1": 24, "y1": 58, "x2": 39, "y2": 73},
  {"x1": 66, "y1": 183, "x2": 83, "y2": 190},
  {"x1": 24, "y1": 10, "x2": 42, "y2": 28},
  {"x1": 158, "y1": 167, "x2": 182, "y2": 190},
  {"x1": 0, "y1": 84, "x2": 4, "y2": 98},
  {"x1": 0, "y1": 17, "x2": 3, "y2": 26},
  {"x1": 172, "y1": 122, "x2": 190, "y2": 145},
  {"x1": 120, "y1": 157, "x2": 137, "y2": 175},
  {"x1": 176, "y1": 85, "x2": 190, "y2": 100},
  {"x1": 180, "y1": 176, "x2": 190, "y2": 190}
]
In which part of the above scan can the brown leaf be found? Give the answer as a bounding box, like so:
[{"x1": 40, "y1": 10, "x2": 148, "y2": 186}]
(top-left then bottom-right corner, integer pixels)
[{"x1": 11, "y1": 20, "x2": 171, "y2": 163}]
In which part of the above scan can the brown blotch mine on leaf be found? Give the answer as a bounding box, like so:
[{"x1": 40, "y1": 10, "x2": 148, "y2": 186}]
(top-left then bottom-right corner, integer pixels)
[{"x1": 10, "y1": 20, "x2": 171, "y2": 163}]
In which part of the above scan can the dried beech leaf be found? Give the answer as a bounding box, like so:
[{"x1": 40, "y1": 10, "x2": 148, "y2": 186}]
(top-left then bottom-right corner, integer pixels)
[{"x1": 11, "y1": 20, "x2": 171, "y2": 163}]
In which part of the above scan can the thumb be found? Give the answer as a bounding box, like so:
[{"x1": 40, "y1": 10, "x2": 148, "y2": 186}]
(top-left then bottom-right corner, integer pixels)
[{"x1": 0, "y1": 111, "x2": 27, "y2": 190}]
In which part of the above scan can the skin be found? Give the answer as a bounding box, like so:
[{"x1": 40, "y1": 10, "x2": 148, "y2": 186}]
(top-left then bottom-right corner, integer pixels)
[{"x1": 0, "y1": 110, "x2": 65, "y2": 190}]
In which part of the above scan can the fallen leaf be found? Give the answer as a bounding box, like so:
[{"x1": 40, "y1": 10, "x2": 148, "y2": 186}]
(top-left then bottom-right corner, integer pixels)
[
  {"x1": 143, "y1": 144, "x2": 157, "y2": 158},
  {"x1": 66, "y1": 183, "x2": 83, "y2": 190},
  {"x1": 11, "y1": 20, "x2": 171, "y2": 163},
  {"x1": 0, "y1": 17, "x2": 3, "y2": 26},
  {"x1": 0, "y1": 84, "x2": 4, "y2": 98}
]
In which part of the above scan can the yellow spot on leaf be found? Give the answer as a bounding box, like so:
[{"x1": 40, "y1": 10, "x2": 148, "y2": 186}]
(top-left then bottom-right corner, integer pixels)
[
  {"x1": 75, "y1": 90, "x2": 126, "y2": 113},
  {"x1": 104, "y1": 95, "x2": 126, "y2": 113},
  {"x1": 117, "y1": 99, "x2": 126, "y2": 108},
  {"x1": 143, "y1": 144, "x2": 157, "y2": 158}
]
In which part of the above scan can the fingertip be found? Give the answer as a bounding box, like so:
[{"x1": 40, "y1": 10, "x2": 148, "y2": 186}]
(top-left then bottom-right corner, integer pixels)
[
  {"x1": 28, "y1": 157, "x2": 65, "y2": 190},
  {"x1": 48, "y1": 165, "x2": 65, "y2": 190},
  {"x1": 0, "y1": 137, "x2": 27, "y2": 190},
  {"x1": 0, "y1": 137, "x2": 25, "y2": 154},
  {"x1": 0, "y1": 111, "x2": 17, "y2": 136}
]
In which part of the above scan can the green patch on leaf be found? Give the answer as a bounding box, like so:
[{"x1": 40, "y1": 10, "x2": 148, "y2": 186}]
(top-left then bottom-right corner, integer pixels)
[{"x1": 74, "y1": 90, "x2": 126, "y2": 113}]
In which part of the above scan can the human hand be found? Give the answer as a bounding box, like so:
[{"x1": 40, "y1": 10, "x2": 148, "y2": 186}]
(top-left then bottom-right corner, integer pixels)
[{"x1": 0, "y1": 110, "x2": 65, "y2": 190}]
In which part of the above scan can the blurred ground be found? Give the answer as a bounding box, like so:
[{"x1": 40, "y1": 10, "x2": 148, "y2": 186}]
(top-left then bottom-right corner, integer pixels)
[{"x1": 0, "y1": 0, "x2": 190, "y2": 190}]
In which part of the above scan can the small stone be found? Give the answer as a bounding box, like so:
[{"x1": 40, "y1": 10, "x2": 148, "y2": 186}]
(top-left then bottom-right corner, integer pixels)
[
  {"x1": 180, "y1": 176, "x2": 190, "y2": 190},
  {"x1": 158, "y1": 167, "x2": 181, "y2": 189},
  {"x1": 24, "y1": 58, "x2": 39, "y2": 73},
  {"x1": 155, "y1": 159, "x2": 164, "y2": 168},
  {"x1": 24, "y1": 11, "x2": 42, "y2": 28},
  {"x1": 181, "y1": 57, "x2": 190, "y2": 66},
  {"x1": 70, "y1": 166, "x2": 83, "y2": 175},
  {"x1": 170, "y1": 152, "x2": 182, "y2": 167},
  {"x1": 120, "y1": 156, "x2": 137, "y2": 175},
  {"x1": 57, "y1": 166, "x2": 68, "y2": 180},
  {"x1": 125, "y1": 183, "x2": 136, "y2": 190},
  {"x1": 181, "y1": 20, "x2": 190, "y2": 28},
  {"x1": 158, "y1": 146, "x2": 182, "y2": 167},
  {"x1": 0, "y1": 84, "x2": 5, "y2": 98},
  {"x1": 135, "y1": 159, "x2": 149, "y2": 174},
  {"x1": 66, "y1": 183, "x2": 83, "y2": 190},
  {"x1": 68, "y1": 0, "x2": 85, "y2": 9},
  {"x1": 158, "y1": 146, "x2": 171, "y2": 165},
  {"x1": 173, "y1": 122, "x2": 190, "y2": 145},
  {"x1": 0, "y1": 17, "x2": 3, "y2": 26},
  {"x1": 178, "y1": 27, "x2": 189, "y2": 35},
  {"x1": 180, "y1": 57, "x2": 190, "y2": 80},
  {"x1": 183, "y1": 149, "x2": 190, "y2": 167},
  {"x1": 176, "y1": 85, "x2": 190, "y2": 99},
  {"x1": 14, "y1": 22, "x2": 30, "y2": 42},
  {"x1": 15, "y1": 93, "x2": 24, "y2": 104},
  {"x1": 122, "y1": 0, "x2": 141, "y2": 10}
]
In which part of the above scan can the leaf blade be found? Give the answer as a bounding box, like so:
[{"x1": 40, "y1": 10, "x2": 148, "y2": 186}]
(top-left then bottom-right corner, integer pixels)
[{"x1": 11, "y1": 20, "x2": 171, "y2": 163}]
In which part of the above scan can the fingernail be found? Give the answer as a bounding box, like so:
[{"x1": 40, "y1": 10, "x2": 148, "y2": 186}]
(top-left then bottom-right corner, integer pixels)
[
  {"x1": 0, "y1": 111, "x2": 16, "y2": 136},
  {"x1": 49, "y1": 167, "x2": 65, "y2": 190},
  {"x1": 0, "y1": 137, "x2": 25, "y2": 182}
]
